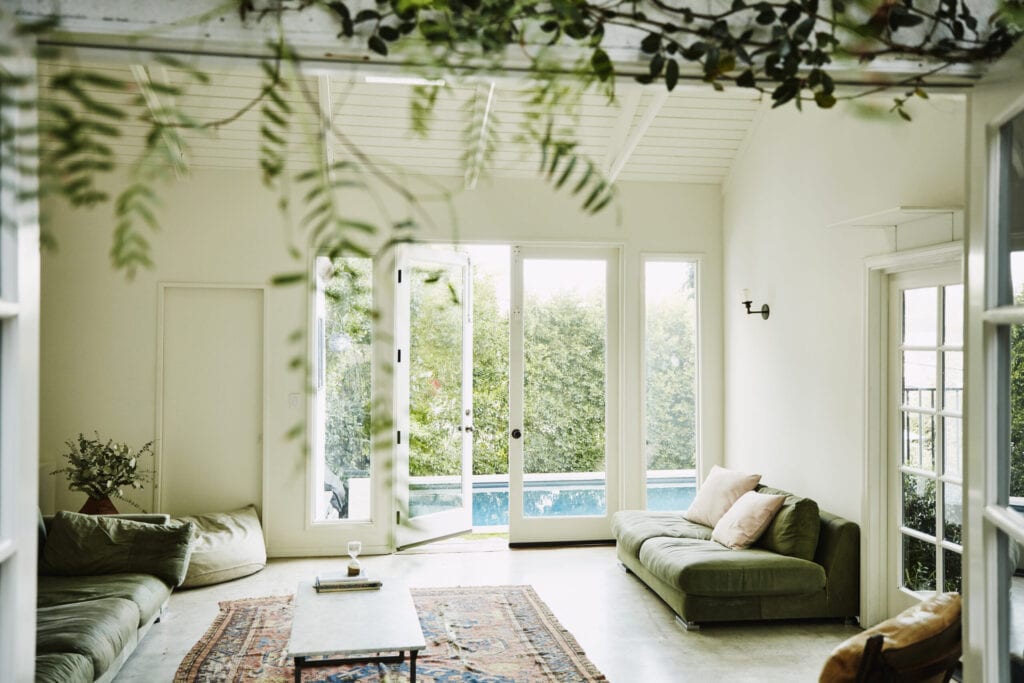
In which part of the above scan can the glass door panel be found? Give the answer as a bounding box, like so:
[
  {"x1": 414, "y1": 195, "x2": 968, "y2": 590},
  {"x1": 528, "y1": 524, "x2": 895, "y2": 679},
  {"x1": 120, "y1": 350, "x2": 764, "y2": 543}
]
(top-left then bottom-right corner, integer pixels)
[
  {"x1": 395, "y1": 246, "x2": 472, "y2": 548},
  {"x1": 509, "y1": 246, "x2": 619, "y2": 543},
  {"x1": 522, "y1": 257, "x2": 607, "y2": 518}
]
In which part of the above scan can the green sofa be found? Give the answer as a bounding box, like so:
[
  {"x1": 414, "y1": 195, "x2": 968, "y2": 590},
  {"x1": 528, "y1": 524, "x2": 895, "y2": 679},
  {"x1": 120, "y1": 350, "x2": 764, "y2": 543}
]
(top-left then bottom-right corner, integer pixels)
[
  {"x1": 36, "y1": 512, "x2": 194, "y2": 683},
  {"x1": 612, "y1": 484, "x2": 860, "y2": 630}
]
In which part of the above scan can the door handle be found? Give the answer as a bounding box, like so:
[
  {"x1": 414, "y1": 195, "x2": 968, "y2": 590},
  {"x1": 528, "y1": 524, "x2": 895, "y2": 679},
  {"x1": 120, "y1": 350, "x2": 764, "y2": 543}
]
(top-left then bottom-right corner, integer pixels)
[
  {"x1": 511, "y1": 428, "x2": 522, "y2": 439},
  {"x1": 464, "y1": 426, "x2": 474, "y2": 433}
]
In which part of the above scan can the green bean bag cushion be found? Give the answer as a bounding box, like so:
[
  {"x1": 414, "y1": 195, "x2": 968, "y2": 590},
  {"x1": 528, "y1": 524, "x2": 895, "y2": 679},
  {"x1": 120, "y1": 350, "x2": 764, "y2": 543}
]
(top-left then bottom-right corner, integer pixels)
[{"x1": 175, "y1": 505, "x2": 267, "y2": 588}]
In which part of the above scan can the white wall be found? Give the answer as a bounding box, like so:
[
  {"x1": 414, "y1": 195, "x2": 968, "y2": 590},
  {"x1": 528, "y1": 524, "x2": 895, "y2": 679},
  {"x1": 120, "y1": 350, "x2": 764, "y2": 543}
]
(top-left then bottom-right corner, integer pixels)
[
  {"x1": 721, "y1": 95, "x2": 966, "y2": 525},
  {"x1": 40, "y1": 167, "x2": 722, "y2": 555}
]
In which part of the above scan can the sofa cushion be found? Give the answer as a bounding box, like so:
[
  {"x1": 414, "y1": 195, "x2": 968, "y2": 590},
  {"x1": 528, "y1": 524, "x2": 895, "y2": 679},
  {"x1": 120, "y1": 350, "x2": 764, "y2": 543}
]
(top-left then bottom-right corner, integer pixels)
[
  {"x1": 175, "y1": 505, "x2": 267, "y2": 588},
  {"x1": 712, "y1": 491, "x2": 786, "y2": 549},
  {"x1": 754, "y1": 485, "x2": 821, "y2": 562},
  {"x1": 612, "y1": 510, "x2": 712, "y2": 557},
  {"x1": 34, "y1": 653, "x2": 94, "y2": 683},
  {"x1": 683, "y1": 465, "x2": 761, "y2": 528},
  {"x1": 638, "y1": 536, "x2": 827, "y2": 597},
  {"x1": 37, "y1": 573, "x2": 171, "y2": 626},
  {"x1": 40, "y1": 511, "x2": 195, "y2": 587},
  {"x1": 36, "y1": 597, "x2": 140, "y2": 677}
]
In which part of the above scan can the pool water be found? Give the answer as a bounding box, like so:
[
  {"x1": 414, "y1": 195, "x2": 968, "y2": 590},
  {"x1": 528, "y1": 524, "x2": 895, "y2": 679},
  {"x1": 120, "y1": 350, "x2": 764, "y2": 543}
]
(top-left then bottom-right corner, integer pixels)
[{"x1": 409, "y1": 480, "x2": 696, "y2": 527}]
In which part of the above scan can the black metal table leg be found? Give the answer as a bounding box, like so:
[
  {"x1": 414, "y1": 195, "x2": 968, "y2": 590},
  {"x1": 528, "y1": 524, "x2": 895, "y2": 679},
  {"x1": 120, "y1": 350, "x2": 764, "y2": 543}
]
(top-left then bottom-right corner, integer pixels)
[
  {"x1": 410, "y1": 650, "x2": 417, "y2": 683},
  {"x1": 294, "y1": 656, "x2": 304, "y2": 683}
]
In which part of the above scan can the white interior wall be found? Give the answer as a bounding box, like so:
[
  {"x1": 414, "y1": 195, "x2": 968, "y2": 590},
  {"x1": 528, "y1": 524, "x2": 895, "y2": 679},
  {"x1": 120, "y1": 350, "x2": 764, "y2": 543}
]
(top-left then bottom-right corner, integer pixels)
[
  {"x1": 40, "y1": 168, "x2": 722, "y2": 556},
  {"x1": 721, "y1": 95, "x2": 967, "y2": 526}
]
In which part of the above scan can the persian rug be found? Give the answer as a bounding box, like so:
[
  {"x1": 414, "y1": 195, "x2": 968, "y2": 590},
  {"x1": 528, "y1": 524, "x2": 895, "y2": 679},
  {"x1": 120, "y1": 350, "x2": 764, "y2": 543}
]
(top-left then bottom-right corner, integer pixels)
[{"x1": 174, "y1": 585, "x2": 607, "y2": 682}]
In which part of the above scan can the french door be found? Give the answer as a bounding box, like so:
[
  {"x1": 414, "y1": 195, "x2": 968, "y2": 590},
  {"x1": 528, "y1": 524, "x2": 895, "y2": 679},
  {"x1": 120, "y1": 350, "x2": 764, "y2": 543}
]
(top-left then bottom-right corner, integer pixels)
[
  {"x1": 887, "y1": 267, "x2": 963, "y2": 615},
  {"x1": 394, "y1": 245, "x2": 474, "y2": 548},
  {"x1": 965, "y1": 50, "x2": 1024, "y2": 680},
  {"x1": 508, "y1": 246, "x2": 620, "y2": 543}
]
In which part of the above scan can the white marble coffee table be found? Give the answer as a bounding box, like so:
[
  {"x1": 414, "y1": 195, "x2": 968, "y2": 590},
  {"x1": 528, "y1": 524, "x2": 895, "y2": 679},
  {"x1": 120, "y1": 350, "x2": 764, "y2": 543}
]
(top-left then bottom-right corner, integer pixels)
[{"x1": 287, "y1": 581, "x2": 426, "y2": 683}]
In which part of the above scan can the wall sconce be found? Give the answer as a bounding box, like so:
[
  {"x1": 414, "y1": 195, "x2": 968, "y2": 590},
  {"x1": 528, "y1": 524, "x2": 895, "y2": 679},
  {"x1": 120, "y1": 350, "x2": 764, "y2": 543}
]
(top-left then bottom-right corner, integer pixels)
[{"x1": 741, "y1": 289, "x2": 770, "y2": 320}]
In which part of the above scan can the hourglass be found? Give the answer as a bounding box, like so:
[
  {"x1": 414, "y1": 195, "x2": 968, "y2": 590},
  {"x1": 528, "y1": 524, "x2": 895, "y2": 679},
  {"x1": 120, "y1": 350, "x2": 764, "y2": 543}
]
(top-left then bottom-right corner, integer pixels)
[{"x1": 346, "y1": 540, "x2": 362, "y2": 576}]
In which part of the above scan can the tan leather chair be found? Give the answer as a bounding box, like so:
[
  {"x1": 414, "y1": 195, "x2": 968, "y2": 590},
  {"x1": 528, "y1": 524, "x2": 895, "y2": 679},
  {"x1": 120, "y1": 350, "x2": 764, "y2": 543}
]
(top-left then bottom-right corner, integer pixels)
[{"x1": 820, "y1": 592, "x2": 961, "y2": 683}]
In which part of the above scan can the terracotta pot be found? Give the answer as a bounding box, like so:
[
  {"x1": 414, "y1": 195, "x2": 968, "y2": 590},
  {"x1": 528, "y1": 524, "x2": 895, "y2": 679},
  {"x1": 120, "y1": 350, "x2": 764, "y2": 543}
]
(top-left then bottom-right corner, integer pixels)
[{"x1": 79, "y1": 496, "x2": 118, "y2": 515}]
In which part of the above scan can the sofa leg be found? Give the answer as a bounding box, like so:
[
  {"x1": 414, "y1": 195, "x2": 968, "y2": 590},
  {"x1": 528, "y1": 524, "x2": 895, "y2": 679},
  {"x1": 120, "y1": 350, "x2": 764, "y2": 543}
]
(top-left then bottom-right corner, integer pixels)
[
  {"x1": 617, "y1": 561, "x2": 632, "y2": 574},
  {"x1": 675, "y1": 616, "x2": 701, "y2": 632}
]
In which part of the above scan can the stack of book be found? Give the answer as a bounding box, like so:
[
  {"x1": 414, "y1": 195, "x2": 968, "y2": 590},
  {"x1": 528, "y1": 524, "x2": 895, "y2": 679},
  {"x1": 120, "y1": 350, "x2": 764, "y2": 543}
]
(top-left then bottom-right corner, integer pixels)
[{"x1": 314, "y1": 572, "x2": 383, "y2": 593}]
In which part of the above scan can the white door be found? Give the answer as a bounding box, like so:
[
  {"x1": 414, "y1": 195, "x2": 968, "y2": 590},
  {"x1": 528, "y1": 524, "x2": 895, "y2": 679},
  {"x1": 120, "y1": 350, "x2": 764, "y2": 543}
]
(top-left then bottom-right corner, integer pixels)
[
  {"x1": 158, "y1": 285, "x2": 264, "y2": 516},
  {"x1": 887, "y1": 267, "x2": 963, "y2": 615},
  {"x1": 964, "y1": 43, "x2": 1024, "y2": 681},
  {"x1": 508, "y1": 246, "x2": 620, "y2": 543},
  {"x1": 394, "y1": 246, "x2": 473, "y2": 548}
]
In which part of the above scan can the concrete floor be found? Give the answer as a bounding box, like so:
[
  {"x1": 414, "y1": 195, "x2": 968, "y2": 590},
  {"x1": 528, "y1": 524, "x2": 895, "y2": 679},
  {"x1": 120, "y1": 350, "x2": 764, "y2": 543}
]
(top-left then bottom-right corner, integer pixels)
[{"x1": 115, "y1": 544, "x2": 860, "y2": 682}]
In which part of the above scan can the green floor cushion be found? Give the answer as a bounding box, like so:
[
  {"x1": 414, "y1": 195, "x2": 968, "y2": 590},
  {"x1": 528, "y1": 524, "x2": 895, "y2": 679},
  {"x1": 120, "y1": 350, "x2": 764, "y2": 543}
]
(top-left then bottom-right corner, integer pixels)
[
  {"x1": 611, "y1": 511, "x2": 712, "y2": 558},
  {"x1": 40, "y1": 511, "x2": 195, "y2": 587},
  {"x1": 34, "y1": 653, "x2": 94, "y2": 683},
  {"x1": 753, "y1": 485, "x2": 821, "y2": 561},
  {"x1": 37, "y1": 574, "x2": 171, "y2": 626},
  {"x1": 36, "y1": 597, "x2": 139, "y2": 678},
  {"x1": 175, "y1": 504, "x2": 267, "y2": 588},
  {"x1": 638, "y1": 536, "x2": 827, "y2": 597}
]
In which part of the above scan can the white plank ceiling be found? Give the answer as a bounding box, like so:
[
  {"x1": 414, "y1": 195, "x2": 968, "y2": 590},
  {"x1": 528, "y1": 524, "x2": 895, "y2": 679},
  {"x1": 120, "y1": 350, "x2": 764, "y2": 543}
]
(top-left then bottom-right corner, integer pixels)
[{"x1": 38, "y1": 60, "x2": 764, "y2": 185}]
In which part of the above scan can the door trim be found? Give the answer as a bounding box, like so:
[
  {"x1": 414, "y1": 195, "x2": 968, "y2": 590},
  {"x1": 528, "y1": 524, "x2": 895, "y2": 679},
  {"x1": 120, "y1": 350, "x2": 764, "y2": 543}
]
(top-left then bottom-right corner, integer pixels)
[
  {"x1": 862, "y1": 241, "x2": 963, "y2": 627},
  {"x1": 155, "y1": 282, "x2": 268, "y2": 517}
]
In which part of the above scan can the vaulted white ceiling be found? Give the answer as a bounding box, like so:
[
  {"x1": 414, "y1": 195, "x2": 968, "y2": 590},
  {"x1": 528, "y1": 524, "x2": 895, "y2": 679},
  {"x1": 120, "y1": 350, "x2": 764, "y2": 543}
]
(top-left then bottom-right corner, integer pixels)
[{"x1": 38, "y1": 60, "x2": 766, "y2": 186}]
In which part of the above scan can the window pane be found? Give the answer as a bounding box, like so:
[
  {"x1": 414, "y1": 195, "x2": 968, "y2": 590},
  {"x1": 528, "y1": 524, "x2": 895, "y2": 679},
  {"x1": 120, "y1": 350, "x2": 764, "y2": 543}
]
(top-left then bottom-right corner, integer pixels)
[
  {"x1": 944, "y1": 284, "x2": 963, "y2": 347},
  {"x1": 523, "y1": 259, "x2": 606, "y2": 518},
  {"x1": 903, "y1": 535, "x2": 936, "y2": 591},
  {"x1": 944, "y1": 483, "x2": 963, "y2": 544},
  {"x1": 943, "y1": 549, "x2": 962, "y2": 593},
  {"x1": 322, "y1": 257, "x2": 373, "y2": 521},
  {"x1": 944, "y1": 417, "x2": 962, "y2": 478},
  {"x1": 903, "y1": 412, "x2": 935, "y2": 471},
  {"x1": 944, "y1": 351, "x2": 963, "y2": 413},
  {"x1": 903, "y1": 288, "x2": 937, "y2": 346},
  {"x1": 1011, "y1": 324, "x2": 1024, "y2": 500},
  {"x1": 903, "y1": 472, "x2": 936, "y2": 535},
  {"x1": 903, "y1": 351, "x2": 936, "y2": 408},
  {"x1": 644, "y1": 260, "x2": 697, "y2": 511},
  {"x1": 408, "y1": 261, "x2": 465, "y2": 518}
]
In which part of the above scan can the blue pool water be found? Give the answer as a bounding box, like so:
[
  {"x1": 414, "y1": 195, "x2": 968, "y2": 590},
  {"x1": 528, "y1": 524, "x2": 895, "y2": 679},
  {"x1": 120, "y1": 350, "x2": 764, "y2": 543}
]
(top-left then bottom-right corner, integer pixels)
[{"x1": 409, "y1": 478, "x2": 696, "y2": 527}]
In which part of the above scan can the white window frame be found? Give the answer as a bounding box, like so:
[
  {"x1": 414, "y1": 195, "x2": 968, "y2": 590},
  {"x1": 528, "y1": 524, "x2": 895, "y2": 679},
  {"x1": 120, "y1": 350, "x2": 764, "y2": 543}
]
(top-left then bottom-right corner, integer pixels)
[{"x1": 0, "y1": 53, "x2": 41, "y2": 682}]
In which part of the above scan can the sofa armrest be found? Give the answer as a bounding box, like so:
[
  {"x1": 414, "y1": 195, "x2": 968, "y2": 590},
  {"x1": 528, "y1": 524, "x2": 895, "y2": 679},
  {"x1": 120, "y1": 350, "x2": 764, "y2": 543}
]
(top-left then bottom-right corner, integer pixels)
[{"x1": 814, "y1": 510, "x2": 861, "y2": 617}]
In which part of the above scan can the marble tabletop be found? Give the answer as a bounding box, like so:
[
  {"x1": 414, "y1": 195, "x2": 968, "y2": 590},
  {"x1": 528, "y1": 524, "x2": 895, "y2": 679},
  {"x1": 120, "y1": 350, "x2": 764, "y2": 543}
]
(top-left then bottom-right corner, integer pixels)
[{"x1": 286, "y1": 580, "x2": 426, "y2": 659}]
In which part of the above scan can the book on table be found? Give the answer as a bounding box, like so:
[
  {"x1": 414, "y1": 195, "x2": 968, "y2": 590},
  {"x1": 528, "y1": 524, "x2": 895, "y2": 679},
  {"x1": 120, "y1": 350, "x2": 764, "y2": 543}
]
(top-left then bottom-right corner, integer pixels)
[{"x1": 314, "y1": 572, "x2": 382, "y2": 592}]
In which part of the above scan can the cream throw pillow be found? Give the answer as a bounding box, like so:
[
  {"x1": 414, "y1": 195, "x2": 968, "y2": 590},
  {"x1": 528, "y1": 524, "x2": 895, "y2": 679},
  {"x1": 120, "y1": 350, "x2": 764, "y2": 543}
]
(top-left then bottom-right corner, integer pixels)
[
  {"x1": 711, "y1": 490, "x2": 786, "y2": 549},
  {"x1": 683, "y1": 465, "x2": 761, "y2": 528}
]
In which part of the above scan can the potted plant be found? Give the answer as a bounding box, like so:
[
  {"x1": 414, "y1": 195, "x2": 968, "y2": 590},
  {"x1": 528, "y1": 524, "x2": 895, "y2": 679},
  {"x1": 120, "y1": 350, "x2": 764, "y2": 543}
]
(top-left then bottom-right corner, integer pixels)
[{"x1": 51, "y1": 433, "x2": 154, "y2": 514}]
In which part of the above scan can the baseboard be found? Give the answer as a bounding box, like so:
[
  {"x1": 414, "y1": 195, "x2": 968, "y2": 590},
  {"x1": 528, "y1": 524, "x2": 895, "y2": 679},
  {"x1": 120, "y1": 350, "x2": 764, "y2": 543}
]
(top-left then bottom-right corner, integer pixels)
[{"x1": 508, "y1": 539, "x2": 614, "y2": 549}]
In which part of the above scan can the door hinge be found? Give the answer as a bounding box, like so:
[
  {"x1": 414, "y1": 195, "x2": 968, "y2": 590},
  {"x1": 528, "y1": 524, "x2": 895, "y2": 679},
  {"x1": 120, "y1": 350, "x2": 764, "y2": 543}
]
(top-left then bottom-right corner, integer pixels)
[
  {"x1": 397, "y1": 269, "x2": 402, "y2": 283},
  {"x1": 397, "y1": 429, "x2": 401, "y2": 445},
  {"x1": 396, "y1": 510, "x2": 401, "y2": 524},
  {"x1": 397, "y1": 349, "x2": 401, "y2": 363}
]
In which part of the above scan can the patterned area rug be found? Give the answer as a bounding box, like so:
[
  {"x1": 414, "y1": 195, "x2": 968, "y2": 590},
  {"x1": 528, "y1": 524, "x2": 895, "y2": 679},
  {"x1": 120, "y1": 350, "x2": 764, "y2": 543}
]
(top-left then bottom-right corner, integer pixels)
[{"x1": 175, "y1": 585, "x2": 607, "y2": 682}]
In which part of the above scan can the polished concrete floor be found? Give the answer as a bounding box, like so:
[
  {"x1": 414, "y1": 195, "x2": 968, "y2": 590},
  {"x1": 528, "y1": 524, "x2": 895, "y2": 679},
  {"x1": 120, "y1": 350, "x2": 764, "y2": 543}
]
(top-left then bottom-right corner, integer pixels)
[{"x1": 115, "y1": 544, "x2": 860, "y2": 682}]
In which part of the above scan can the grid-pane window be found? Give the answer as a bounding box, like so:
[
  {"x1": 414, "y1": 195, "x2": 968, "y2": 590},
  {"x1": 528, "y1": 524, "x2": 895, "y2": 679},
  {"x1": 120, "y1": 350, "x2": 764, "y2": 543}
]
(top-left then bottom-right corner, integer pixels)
[{"x1": 899, "y1": 284, "x2": 963, "y2": 595}]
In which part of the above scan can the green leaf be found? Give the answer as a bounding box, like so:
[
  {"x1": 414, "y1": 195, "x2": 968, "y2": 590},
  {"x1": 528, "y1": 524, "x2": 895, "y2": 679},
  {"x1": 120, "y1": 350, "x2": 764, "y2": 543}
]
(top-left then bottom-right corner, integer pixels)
[
  {"x1": 379, "y1": 26, "x2": 400, "y2": 41},
  {"x1": 814, "y1": 92, "x2": 837, "y2": 108},
  {"x1": 591, "y1": 48, "x2": 613, "y2": 82},
  {"x1": 272, "y1": 272, "x2": 307, "y2": 286},
  {"x1": 640, "y1": 33, "x2": 661, "y2": 54},
  {"x1": 368, "y1": 36, "x2": 389, "y2": 56},
  {"x1": 665, "y1": 59, "x2": 679, "y2": 91}
]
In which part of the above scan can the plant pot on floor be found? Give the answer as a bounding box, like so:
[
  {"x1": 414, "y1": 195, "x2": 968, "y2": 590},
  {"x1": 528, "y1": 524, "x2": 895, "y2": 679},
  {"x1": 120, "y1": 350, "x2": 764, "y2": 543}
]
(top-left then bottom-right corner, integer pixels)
[{"x1": 79, "y1": 496, "x2": 118, "y2": 515}]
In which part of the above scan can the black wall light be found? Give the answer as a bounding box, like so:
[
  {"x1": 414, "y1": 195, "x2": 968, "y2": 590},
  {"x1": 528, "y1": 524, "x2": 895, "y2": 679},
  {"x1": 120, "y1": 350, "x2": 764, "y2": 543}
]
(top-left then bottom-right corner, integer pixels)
[{"x1": 741, "y1": 289, "x2": 770, "y2": 320}]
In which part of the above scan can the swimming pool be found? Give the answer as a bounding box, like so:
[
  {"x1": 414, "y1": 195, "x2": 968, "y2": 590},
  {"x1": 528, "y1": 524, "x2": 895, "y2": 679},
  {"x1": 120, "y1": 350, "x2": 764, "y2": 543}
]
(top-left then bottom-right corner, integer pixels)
[{"x1": 409, "y1": 475, "x2": 696, "y2": 527}]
